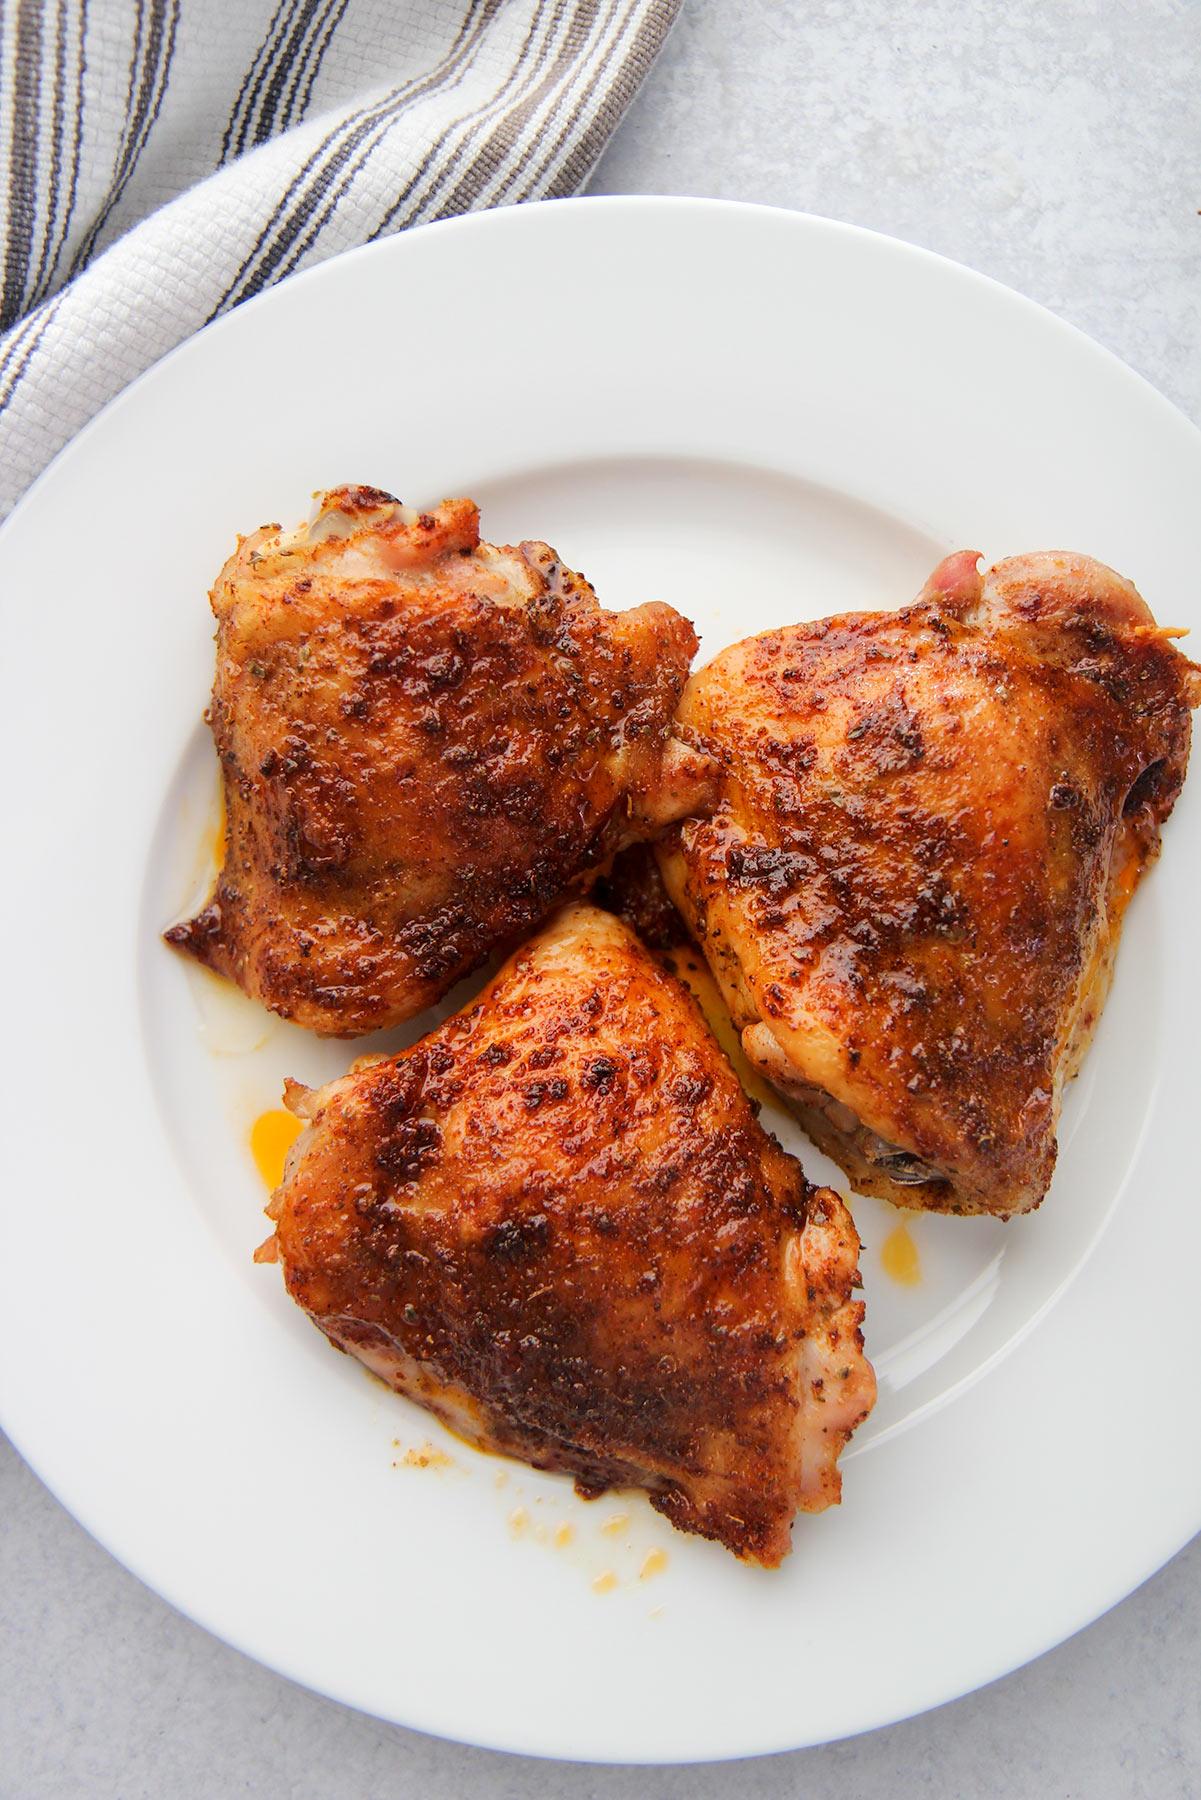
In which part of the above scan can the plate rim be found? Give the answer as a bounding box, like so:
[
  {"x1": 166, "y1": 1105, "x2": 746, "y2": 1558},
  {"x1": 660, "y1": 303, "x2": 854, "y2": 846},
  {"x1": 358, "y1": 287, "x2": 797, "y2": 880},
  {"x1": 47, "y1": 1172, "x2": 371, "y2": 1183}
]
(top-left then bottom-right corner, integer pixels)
[
  {"x1": 6, "y1": 194, "x2": 1200, "y2": 545},
  {"x1": 1, "y1": 193, "x2": 1200, "y2": 1765}
]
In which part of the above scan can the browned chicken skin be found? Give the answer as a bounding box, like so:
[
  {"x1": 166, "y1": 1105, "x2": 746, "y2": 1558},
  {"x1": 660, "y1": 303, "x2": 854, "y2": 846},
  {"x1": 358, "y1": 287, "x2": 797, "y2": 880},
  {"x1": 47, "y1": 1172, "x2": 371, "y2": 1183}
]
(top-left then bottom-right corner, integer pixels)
[
  {"x1": 260, "y1": 904, "x2": 875, "y2": 1564},
  {"x1": 166, "y1": 487, "x2": 713, "y2": 1035},
  {"x1": 657, "y1": 551, "x2": 1201, "y2": 1217}
]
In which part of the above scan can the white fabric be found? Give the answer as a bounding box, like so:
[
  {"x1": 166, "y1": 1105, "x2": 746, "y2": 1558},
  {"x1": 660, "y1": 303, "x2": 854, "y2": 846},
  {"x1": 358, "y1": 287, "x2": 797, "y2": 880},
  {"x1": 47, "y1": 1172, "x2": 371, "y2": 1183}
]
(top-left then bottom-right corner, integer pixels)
[{"x1": 0, "y1": 0, "x2": 678, "y2": 518}]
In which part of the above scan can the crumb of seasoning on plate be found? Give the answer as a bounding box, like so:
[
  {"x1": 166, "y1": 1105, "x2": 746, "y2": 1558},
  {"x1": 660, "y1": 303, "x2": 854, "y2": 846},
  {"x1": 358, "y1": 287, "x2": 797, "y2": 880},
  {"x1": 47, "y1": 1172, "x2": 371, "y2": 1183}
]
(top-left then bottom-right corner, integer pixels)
[
  {"x1": 554, "y1": 1522, "x2": 575, "y2": 1550},
  {"x1": 401, "y1": 1442, "x2": 452, "y2": 1470},
  {"x1": 249, "y1": 1109, "x2": 303, "y2": 1190},
  {"x1": 639, "y1": 1548, "x2": 668, "y2": 1581},
  {"x1": 592, "y1": 1570, "x2": 618, "y2": 1594},
  {"x1": 600, "y1": 1511, "x2": 629, "y2": 1537},
  {"x1": 509, "y1": 1507, "x2": 530, "y2": 1537},
  {"x1": 880, "y1": 1219, "x2": 922, "y2": 1287},
  {"x1": 494, "y1": 1470, "x2": 510, "y2": 1490}
]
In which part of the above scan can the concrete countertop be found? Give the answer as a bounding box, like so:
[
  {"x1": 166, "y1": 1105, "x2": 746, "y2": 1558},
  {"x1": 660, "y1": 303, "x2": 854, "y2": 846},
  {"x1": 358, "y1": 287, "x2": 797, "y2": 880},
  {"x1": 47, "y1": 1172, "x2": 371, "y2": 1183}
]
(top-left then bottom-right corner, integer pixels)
[{"x1": 3, "y1": 2, "x2": 1198, "y2": 1793}]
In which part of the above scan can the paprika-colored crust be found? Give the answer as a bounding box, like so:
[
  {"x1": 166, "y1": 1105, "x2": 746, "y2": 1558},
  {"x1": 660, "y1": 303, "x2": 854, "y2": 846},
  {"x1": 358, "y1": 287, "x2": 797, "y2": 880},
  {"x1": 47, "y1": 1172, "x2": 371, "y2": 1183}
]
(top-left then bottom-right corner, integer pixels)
[
  {"x1": 265, "y1": 904, "x2": 875, "y2": 1565},
  {"x1": 658, "y1": 551, "x2": 1201, "y2": 1216},
  {"x1": 166, "y1": 487, "x2": 713, "y2": 1035}
]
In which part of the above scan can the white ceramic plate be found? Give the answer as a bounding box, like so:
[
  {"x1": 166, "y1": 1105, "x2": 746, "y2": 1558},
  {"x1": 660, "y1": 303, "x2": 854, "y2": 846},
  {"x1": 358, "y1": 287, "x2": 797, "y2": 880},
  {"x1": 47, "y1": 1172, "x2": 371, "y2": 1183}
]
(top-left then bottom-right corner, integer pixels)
[{"x1": 1, "y1": 198, "x2": 1199, "y2": 1765}]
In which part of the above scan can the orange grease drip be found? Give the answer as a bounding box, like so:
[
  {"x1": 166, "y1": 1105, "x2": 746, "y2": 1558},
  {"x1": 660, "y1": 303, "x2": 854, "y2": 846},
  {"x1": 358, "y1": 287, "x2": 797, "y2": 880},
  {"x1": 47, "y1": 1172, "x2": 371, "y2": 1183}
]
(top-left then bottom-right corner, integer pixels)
[
  {"x1": 206, "y1": 788, "x2": 228, "y2": 875},
  {"x1": 250, "y1": 1109, "x2": 303, "y2": 1191},
  {"x1": 881, "y1": 1221, "x2": 922, "y2": 1286},
  {"x1": 1112, "y1": 853, "x2": 1142, "y2": 911},
  {"x1": 664, "y1": 950, "x2": 777, "y2": 1110}
]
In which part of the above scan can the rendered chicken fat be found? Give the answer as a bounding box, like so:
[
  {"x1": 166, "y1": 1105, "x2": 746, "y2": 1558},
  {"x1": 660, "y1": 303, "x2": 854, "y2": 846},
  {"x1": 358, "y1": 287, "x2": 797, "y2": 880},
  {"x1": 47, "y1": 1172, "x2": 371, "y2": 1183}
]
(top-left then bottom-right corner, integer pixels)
[{"x1": 262, "y1": 904, "x2": 876, "y2": 1565}]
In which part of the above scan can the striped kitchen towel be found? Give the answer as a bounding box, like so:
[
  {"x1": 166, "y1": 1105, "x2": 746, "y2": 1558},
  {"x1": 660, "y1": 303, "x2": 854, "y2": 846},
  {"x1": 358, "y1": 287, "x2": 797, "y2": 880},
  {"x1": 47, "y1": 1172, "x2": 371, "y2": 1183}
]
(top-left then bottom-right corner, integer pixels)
[{"x1": 0, "y1": 0, "x2": 678, "y2": 518}]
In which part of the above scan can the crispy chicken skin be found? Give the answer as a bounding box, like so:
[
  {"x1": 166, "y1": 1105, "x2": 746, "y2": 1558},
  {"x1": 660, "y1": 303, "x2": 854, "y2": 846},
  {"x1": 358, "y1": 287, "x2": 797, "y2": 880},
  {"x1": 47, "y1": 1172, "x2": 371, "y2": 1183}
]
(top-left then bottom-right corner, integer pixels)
[
  {"x1": 166, "y1": 487, "x2": 713, "y2": 1035},
  {"x1": 260, "y1": 904, "x2": 875, "y2": 1565},
  {"x1": 657, "y1": 551, "x2": 1201, "y2": 1217}
]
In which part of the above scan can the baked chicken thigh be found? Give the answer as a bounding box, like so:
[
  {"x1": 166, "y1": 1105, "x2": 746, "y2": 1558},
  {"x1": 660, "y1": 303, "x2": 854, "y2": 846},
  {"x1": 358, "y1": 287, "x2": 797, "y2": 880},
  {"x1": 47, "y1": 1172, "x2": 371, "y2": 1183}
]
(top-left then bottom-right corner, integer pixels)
[
  {"x1": 657, "y1": 551, "x2": 1201, "y2": 1217},
  {"x1": 166, "y1": 487, "x2": 712, "y2": 1035},
  {"x1": 259, "y1": 903, "x2": 875, "y2": 1564}
]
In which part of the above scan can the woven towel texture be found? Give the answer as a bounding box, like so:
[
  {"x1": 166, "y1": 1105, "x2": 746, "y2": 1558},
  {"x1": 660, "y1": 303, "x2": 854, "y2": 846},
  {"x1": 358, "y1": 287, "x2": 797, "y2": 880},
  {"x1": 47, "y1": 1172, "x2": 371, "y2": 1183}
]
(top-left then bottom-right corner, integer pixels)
[{"x1": 0, "y1": 0, "x2": 678, "y2": 517}]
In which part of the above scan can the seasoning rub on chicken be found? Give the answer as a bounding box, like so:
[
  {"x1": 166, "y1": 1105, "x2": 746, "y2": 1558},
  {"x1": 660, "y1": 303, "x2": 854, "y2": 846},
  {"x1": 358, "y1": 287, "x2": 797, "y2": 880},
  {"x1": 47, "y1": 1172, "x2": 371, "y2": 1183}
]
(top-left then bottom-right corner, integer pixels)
[
  {"x1": 657, "y1": 551, "x2": 1201, "y2": 1218},
  {"x1": 258, "y1": 903, "x2": 875, "y2": 1565},
  {"x1": 166, "y1": 487, "x2": 713, "y2": 1035}
]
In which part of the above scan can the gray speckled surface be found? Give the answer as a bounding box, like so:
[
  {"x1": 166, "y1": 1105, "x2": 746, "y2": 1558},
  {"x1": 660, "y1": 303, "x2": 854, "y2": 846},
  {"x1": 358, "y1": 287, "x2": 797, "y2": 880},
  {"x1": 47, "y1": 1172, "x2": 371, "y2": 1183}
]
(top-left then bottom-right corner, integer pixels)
[
  {"x1": 591, "y1": 0, "x2": 1201, "y2": 425},
  {"x1": 3, "y1": 2, "x2": 1199, "y2": 1792}
]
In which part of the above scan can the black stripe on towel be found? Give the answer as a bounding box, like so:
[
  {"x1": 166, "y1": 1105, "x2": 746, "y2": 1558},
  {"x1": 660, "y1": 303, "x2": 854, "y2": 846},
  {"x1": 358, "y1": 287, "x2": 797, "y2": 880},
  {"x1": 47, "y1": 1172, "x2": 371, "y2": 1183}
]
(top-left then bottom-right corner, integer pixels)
[
  {"x1": 210, "y1": 0, "x2": 499, "y2": 314},
  {"x1": 277, "y1": 0, "x2": 566, "y2": 277},
  {"x1": 66, "y1": 0, "x2": 179, "y2": 279},
  {"x1": 2, "y1": 0, "x2": 45, "y2": 330}
]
